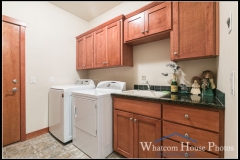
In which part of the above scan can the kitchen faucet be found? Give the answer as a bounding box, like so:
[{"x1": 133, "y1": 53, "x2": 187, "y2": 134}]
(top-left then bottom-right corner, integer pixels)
[{"x1": 143, "y1": 81, "x2": 151, "y2": 90}]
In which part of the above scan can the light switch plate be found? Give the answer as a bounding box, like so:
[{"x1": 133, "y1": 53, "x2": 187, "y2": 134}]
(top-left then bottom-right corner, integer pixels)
[
  {"x1": 30, "y1": 77, "x2": 36, "y2": 84},
  {"x1": 50, "y1": 77, "x2": 54, "y2": 83},
  {"x1": 230, "y1": 71, "x2": 235, "y2": 96},
  {"x1": 142, "y1": 76, "x2": 146, "y2": 80}
]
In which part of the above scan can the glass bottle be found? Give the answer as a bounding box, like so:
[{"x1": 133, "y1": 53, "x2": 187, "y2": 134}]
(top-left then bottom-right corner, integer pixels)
[{"x1": 171, "y1": 73, "x2": 178, "y2": 93}]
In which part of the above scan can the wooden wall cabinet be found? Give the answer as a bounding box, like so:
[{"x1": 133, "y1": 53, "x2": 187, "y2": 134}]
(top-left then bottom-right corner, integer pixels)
[
  {"x1": 171, "y1": 2, "x2": 219, "y2": 61},
  {"x1": 124, "y1": 2, "x2": 171, "y2": 44},
  {"x1": 113, "y1": 98, "x2": 161, "y2": 158},
  {"x1": 76, "y1": 15, "x2": 133, "y2": 70},
  {"x1": 76, "y1": 33, "x2": 94, "y2": 69}
]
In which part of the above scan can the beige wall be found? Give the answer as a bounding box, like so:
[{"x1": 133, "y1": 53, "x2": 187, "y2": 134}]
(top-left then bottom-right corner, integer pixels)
[
  {"x1": 88, "y1": 2, "x2": 217, "y2": 89},
  {"x1": 217, "y1": 2, "x2": 238, "y2": 158},
  {"x1": 2, "y1": 2, "x2": 89, "y2": 133}
]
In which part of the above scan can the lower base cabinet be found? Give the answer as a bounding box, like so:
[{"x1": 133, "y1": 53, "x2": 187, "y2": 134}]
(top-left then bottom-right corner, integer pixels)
[
  {"x1": 114, "y1": 110, "x2": 161, "y2": 158},
  {"x1": 113, "y1": 97, "x2": 224, "y2": 158}
]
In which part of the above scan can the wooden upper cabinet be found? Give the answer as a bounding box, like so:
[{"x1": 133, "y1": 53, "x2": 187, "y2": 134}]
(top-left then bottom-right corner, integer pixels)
[
  {"x1": 124, "y1": 12, "x2": 145, "y2": 42},
  {"x1": 144, "y1": 2, "x2": 171, "y2": 36},
  {"x1": 124, "y1": 2, "x2": 172, "y2": 43},
  {"x1": 76, "y1": 15, "x2": 133, "y2": 70},
  {"x1": 85, "y1": 33, "x2": 94, "y2": 69},
  {"x1": 76, "y1": 33, "x2": 93, "y2": 69},
  {"x1": 171, "y1": 2, "x2": 219, "y2": 61},
  {"x1": 76, "y1": 37, "x2": 85, "y2": 70},
  {"x1": 106, "y1": 20, "x2": 121, "y2": 66},
  {"x1": 94, "y1": 27, "x2": 106, "y2": 68}
]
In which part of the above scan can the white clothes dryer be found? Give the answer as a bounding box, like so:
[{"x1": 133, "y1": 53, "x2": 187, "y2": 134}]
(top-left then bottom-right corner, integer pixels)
[
  {"x1": 72, "y1": 81, "x2": 126, "y2": 159},
  {"x1": 48, "y1": 79, "x2": 95, "y2": 143}
]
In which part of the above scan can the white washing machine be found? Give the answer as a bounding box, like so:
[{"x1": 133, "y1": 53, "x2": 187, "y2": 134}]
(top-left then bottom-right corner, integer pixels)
[
  {"x1": 48, "y1": 79, "x2": 95, "y2": 143},
  {"x1": 72, "y1": 81, "x2": 126, "y2": 159}
]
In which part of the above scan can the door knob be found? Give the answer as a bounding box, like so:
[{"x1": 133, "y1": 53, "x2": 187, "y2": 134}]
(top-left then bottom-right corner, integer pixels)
[
  {"x1": 8, "y1": 87, "x2": 18, "y2": 92},
  {"x1": 12, "y1": 79, "x2": 18, "y2": 84}
]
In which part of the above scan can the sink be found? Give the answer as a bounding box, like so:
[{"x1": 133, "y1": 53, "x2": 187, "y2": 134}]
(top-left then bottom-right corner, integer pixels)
[{"x1": 118, "y1": 90, "x2": 170, "y2": 98}]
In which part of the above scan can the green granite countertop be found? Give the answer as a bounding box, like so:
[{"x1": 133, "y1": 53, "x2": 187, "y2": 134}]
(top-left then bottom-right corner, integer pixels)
[{"x1": 111, "y1": 91, "x2": 225, "y2": 110}]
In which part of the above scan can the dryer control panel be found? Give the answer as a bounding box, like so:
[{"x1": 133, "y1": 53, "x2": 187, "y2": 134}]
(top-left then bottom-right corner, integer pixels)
[{"x1": 97, "y1": 81, "x2": 126, "y2": 91}]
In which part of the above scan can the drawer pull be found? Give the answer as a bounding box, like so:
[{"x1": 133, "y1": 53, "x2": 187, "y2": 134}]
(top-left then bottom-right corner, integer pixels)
[
  {"x1": 184, "y1": 152, "x2": 189, "y2": 158},
  {"x1": 130, "y1": 118, "x2": 133, "y2": 121},
  {"x1": 134, "y1": 119, "x2": 137, "y2": 122},
  {"x1": 184, "y1": 114, "x2": 189, "y2": 119},
  {"x1": 185, "y1": 133, "x2": 189, "y2": 138}
]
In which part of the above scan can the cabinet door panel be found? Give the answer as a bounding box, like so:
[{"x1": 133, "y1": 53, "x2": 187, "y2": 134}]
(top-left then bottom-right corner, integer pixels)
[
  {"x1": 134, "y1": 115, "x2": 161, "y2": 158},
  {"x1": 145, "y1": 2, "x2": 171, "y2": 36},
  {"x1": 76, "y1": 37, "x2": 85, "y2": 69},
  {"x1": 124, "y1": 12, "x2": 145, "y2": 42},
  {"x1": 85, "y1": 33, "x2": 94, "y2": 69},
  {"x1": 171, "y1": 2, "x2": 216, "y2": 60},
  {"x1": 106, "y1": 21, "x2": 121, "y2": 66},
  {"x1": 94, "y1": 28, "x2": 106, "y2": 68},
  {"x1": 114, "y1": 110, "x2": 134, "y2": 158}
]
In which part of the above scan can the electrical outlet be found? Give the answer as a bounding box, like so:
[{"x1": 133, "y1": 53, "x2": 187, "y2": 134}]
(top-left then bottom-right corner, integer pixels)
[
  {"x1": 142, "y1": 76, "x2": 146, "y2": 80},
  {"x1": 50, "y1": 77, "x2": 54, "y2": 83},
  {"x1": 230, "y1": 71, "x2": 235, "y2": 96},
  {"x1": 30, "y1": 77, "x2": 36, "y2": 84}
]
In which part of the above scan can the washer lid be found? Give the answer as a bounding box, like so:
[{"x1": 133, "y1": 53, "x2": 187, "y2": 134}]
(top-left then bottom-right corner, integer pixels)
[{"x1": 50, "y1": 79, "x2": 95, "y2": 90}]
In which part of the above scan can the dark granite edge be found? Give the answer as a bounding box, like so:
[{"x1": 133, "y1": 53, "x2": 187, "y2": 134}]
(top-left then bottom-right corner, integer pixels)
[{"x1": 111, "y1": 93, "x2": 225, "y2": 110}]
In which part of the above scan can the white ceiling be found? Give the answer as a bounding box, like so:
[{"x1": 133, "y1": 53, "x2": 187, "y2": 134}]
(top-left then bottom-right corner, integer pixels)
[{"x1": 49, "y1": 1, "x2": 123, "y2": 22}]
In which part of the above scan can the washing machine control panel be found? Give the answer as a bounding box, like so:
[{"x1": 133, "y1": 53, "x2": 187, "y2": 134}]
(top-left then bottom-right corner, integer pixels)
[{"x1": 75, "y1": 79, "x2": 95, "y2": 85}]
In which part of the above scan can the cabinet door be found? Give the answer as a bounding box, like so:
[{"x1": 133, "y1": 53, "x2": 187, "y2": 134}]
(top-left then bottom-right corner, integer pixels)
[
  {"x1": 171, "y1": 2, "x2": 216, "y2": 60},
  {"x1": 124, "y1": 12, "x2": 145, "y2": 42},
  {"x1": 76, "y1": 37, "x2": 85, "y2": 69},
  {"x1": 144, "y1": 2, "x2": 171, "y2": 36},
  {"x1": 85, "y1": 33, "x2": 94, "y2": 69},
  {"x1": 114, "y1": 110, "x2": 134, "y2": 158},
  {"x1": 94, "y1": 28, "x2": 106, "y2": 68},
  {"x1": 106, "y1": 21, "x2": 121, "y2": 66},
  {"x1": 133, "y1": 114, "x2": 161, "y2": 158}
]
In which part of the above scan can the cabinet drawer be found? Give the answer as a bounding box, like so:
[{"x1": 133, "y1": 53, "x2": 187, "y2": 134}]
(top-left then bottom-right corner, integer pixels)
[
  {"x1": 162, "y1": 105, "x2": 219, "y2": 132},
  {"x1": 113, "y1": 97, "x2": 161, "y2": 119},
  {"x1": 162, "y1": 139, "x2": 219, "y2": 158},
  {"x1": 163, "y1": 121, "x2": 219, "y2": 154}
]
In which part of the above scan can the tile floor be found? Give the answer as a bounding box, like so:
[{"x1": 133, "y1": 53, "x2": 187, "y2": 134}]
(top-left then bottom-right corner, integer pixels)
[{"x1": 2, "y1": 133, "x2": 125, "y2": 159}]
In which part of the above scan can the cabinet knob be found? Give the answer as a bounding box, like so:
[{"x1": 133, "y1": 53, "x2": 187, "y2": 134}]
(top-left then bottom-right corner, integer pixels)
[
  {"x1": 134, "y1": 119, "x2": 137, "y2": 122},
  {"x1": 130, "y1": 118, "x2": 133, "y2": 121},
  {"x1": 184, "y1": 114, "x2": 189, "y2": 119},
  {"x1": 174, "y1": 52, "x2": 178, "y2": 55},
  {"x1": 184, "y1": 152, "x2": 189, "y2": 158},
  {"x1": 141, "y1": 31, "x2": 145, "y2": 34},
  {"x1": 185, "y1": 133, "x2": 189, "y2": 138},
  {"x1": 145, "y1": 30, "x2": 148, "y2": 33}
]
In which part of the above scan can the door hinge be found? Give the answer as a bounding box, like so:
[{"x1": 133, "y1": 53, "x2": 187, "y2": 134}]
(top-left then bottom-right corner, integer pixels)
[
  {"x1": 95, "y1": 104, "x2": 97, "y2": 109},
  {"x1": 62, "y1": 94, "x2": 64, "y2": 97},
  {"x1": 96, "y1": 130, "x2": 97, "y2": 135}
]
